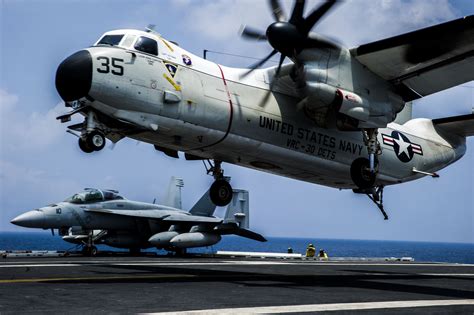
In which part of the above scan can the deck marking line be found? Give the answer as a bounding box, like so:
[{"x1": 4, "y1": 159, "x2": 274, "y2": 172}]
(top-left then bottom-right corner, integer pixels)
[
  {"x1": 0, "y1": 274, "x2": 196, "y2": 284},
  {"x1": 144, "y1": 299, "x2": 474, "y2": 314}
]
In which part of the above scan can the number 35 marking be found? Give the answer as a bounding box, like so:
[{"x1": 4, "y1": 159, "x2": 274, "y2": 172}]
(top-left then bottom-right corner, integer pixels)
[{"x1": 96, "y1": 56, "x2": 124, "y2": 76}]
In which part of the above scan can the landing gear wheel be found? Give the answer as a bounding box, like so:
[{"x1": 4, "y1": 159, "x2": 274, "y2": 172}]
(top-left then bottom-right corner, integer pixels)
[
  {"x1": 78, "y1": 138, "x2": 94, "y2": 153},
  {"x1": 86, "y1": 131, "x2": 106, "y2": 151},
  {"x1": 351, "y1": 158, "x2": 376, "y2": 189},
  {"x1": 82, "y1": 245, "x2": 98, "y2": 256},
  {"x1": 210, "y1": 179, "x2": 233, "y2": 206}
]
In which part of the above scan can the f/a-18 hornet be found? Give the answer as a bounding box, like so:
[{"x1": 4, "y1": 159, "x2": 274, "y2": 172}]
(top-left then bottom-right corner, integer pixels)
[
  {"x1": 11, "y1": 177, "x2": 265, "y2": 255},
  {"x1": 55, "y1": 0, "x2": 474, "y2": 218}
]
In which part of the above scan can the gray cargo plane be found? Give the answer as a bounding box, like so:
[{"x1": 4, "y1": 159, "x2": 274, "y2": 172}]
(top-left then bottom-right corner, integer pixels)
[
  {"x1": 54, "y1": 0, "x2": 474, "y2": 218},
  {"x1": 11, "y1": 177, "x2": 265, "y2": 255}
]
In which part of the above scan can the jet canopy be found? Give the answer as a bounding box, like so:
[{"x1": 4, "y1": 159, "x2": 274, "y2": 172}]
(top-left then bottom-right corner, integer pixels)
[{"x1": 64, "y1": 188, "x2": 124, "y2": 204}]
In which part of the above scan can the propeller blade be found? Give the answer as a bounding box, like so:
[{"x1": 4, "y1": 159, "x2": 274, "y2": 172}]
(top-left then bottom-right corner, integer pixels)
[
  {"x1": 258, "y1": 54, "x2": 286, "y2": 107},
  {"x1": 240, "y1": 26, "x2": 267, "y2": 41},
  {"x1": 269, "y1": 0, "x2": 286, "y2": 22},
  {"x1": 275, "y1": 53, "x2": 286, "y2": 77},
  {"x1": 241, "y1": 50, "x2": 278, "y2": 78},
  {"x1": 302, "y1": 0, "x2": 337, "y2": 34},
  {"x1": 289, "y1": 0, "x2": 305, "y2": 25}
]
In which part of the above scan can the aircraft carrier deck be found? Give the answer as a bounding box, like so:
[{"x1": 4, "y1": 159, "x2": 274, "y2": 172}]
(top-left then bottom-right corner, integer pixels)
[{"x1": 1, "y1": 253, "x2": 473, "y2": 314}]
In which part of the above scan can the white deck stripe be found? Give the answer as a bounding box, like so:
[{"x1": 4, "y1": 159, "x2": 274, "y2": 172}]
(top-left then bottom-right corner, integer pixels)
[
  {"x1": 0, "y1": 261, "x2": 473, "y2": 268},
  {"x1": 145, "y1": 299, "x2": 474, "y2": 314}
]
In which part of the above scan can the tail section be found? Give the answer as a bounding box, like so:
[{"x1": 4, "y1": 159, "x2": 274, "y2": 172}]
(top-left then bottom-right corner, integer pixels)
[
  {"x1": 214, "y1": 189, "x2": 266, "y2": 242},
  {"x1": 189, "y1": 188, "x2": 216, "y2": 217},
  {"x1": 433, "y1": 113, "x2": 474, "y2": 137},
  {"x1": 163, "y1": 177, "x2": 184, "y2": 209},
  {"x1": 394, "y1": 102, "x2": 413, "y2": 125},
  {"x1": 224, "y1": 189, "x2": 250, "y2": 229}
]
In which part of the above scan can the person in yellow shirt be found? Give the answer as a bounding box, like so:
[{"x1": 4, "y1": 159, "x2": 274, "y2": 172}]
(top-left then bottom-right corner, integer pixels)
[
  {"x1": 306, "y1": 243, "x2": 316, "y2": 257},
  {"x1": 319, "y1": 249, "x2": 328, "y2": 260}
]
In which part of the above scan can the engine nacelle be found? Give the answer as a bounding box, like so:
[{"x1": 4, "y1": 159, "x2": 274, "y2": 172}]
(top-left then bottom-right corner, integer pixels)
[
  {"x1": 302, "y1": 82, "x2": 402, "y2": 129},
  {"x1": 148, "y1": 231, "x2": 180, "y2": 248},
  {"x1": 169, "y1": 232, "x2": 221, "y2": 248}
]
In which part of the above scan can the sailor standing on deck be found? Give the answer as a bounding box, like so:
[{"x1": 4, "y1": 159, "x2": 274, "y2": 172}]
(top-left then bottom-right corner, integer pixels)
[{"x1": 306, "y1": 244, "x2": 316, "y2": 257}]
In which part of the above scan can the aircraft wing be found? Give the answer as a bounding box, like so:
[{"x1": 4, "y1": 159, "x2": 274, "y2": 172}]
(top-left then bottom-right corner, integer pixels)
[
  {"x1": 433, "y1": 113, "x2": 474, "y2": 137},
  {"x1": 162, "y1": 214, "x2": 222, "y2": 224},
  {"x1": 85, "y1": 208, "x2": 222, "y2": 223},
  {"x1": 85, "y1": 208, "x2": 170, "y2": 219},
  {"x1": 352, "y1": 15, "x2": 474, "y2": 101}
]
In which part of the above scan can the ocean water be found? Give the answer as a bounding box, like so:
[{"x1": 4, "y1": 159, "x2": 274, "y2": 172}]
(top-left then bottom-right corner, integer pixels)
[{"x1": 1, "y1": 232, "x2": 473, "y2": 264}]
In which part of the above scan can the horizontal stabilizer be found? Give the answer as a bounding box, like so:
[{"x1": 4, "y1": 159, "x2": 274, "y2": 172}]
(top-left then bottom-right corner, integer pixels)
[
  {"x1": 433, "y1": 113, "x2": 474, "y2": 137},
  {"x1": 214, "y1": 223, "x2": 266, "y2": 242}
]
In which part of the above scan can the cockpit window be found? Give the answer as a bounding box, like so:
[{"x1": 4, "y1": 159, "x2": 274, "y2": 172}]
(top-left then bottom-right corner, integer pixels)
[
  {"x1": 121, "y1": 34, "x2": 137, "y2": 48},
  {"x1": 65, "y1": 189, "x2": 103, "y2": 204},
  {"x1": 97, "y1": 34, "x2": 124, "y2": 46},
  {"x1": 65, "y1": 189, "x2": 124, "y2": 204},
  {"x1": 134, "y1": 36, "x2": 158, "y2": 56}
]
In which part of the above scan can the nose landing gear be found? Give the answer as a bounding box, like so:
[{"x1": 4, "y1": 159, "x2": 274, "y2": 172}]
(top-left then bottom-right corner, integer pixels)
[
  {"x1": 78, "y1": 130, "x2": 106, "y2": 153},
  {"x1": 203, "y1": 160, "x2": 233, "y2": 206}
]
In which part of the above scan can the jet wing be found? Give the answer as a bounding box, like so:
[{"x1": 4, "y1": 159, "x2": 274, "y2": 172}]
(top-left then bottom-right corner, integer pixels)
[
  {"x1": 352, "y1": 15, "x2": 474, "y2": 101},
  {"x1": 85, "y1": 208, "x2": 222, "y2": 223},
  {"x1": 85, "y1": 208, "x2": 171, "y2": 219},
  {"x1": 163, "y1": 214, "x2": 222, "y2": 224},
  {"x1": 433, "y1": 113, "x2": 474, "y2": 137}
]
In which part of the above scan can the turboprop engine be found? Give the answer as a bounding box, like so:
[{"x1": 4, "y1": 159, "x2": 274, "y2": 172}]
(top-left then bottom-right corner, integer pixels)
[{"x1": 300, "y1": 82, "x2": 403, "y2": 130}]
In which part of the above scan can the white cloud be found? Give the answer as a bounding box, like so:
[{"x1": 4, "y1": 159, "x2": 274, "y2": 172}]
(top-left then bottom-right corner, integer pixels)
[
  {"x1": 0, "y1": 89, "x2": 66, "y2": 153},
  {"x1": 176, "y1": 0, "x2": 458, "y2": 47}
]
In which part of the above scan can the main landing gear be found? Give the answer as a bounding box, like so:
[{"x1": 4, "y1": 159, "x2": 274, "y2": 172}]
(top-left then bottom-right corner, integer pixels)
[
  {"x1": 81, "y1": 231, "x2": 98, "y2": 256},
  {"x1": 203, "y1": 160, "x2": 233, "y2": 207},
  {"x1": 352, "y1": 128, "x2": 388, "y2": 220}
]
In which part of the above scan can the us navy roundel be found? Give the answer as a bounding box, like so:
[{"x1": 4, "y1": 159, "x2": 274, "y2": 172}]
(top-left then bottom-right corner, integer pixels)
[{"x1": 382, "y1": 131, "x2": 423, "y2": 163}]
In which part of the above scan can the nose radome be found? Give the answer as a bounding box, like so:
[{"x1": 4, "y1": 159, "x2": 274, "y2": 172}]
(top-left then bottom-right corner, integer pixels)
[
  {"x1": 55, "y1": 50, "x2": 92, "y2": 102},
  {"x1": 11, "y1": 210, "x2": 45, "y2": 228}
]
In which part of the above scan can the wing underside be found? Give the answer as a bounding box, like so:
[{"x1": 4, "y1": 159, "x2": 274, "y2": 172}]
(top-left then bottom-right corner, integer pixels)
[
  {"x1": 352, "y1": 15, "x2": 474, "y2": 101},
  {"x1": 433, "y1": 113, "x2": 474, "y2": 137}
]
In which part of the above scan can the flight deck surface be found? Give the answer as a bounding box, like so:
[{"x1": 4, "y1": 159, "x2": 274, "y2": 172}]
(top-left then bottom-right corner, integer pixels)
[{"x1": 1, "y1": 255, "x2": 473, "y2": 314}]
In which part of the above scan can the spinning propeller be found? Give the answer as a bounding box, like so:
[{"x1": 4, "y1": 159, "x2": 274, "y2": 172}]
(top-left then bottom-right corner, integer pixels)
[{"x1": 241, "y1": 0, "x2": 339, "y2": 78}]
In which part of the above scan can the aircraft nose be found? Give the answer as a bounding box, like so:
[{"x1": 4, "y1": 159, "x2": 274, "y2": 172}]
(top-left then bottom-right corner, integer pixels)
[
  {"x1": 11, "y1": 210, "x2": 45, "y2": 228},
  {"x1": 55, "y1": 50, "x2": 92, "y2": 102}
]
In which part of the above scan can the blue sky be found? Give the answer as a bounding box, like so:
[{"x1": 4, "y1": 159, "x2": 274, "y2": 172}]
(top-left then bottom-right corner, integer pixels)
[{"x1": 1, "y1": 0, "x2": 473, "y2": 243}]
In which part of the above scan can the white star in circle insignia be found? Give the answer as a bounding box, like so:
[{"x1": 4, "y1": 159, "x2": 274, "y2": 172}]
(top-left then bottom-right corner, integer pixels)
[{"x1": 394, "y1": 136, "x2": 411, "y2": 157}]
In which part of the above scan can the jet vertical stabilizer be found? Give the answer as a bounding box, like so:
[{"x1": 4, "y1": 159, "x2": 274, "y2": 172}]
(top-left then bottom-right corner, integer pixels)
[
  {"x1": 188, "y1": 188, "x2": 216, "y2": 217},
  {"x1": 163, "y1": 177, "x2": 184, "y2": 209},
  {"x1": 224, "y1": 190, "x2": 249, "y2": 229}
]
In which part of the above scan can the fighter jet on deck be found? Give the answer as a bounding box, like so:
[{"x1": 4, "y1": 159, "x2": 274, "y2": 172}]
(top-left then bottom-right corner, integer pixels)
[{"x1": 11, "y1": 177, "x2": 265, "y2": 255}]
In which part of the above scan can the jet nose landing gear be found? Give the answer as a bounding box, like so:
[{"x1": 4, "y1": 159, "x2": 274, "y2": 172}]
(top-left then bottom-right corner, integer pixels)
[{"x1": 203, "y1": 160, "x2": 233, "y2": 206}]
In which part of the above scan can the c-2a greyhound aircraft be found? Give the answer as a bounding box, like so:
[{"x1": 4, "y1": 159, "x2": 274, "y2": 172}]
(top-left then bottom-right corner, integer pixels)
[{"x1": 55, "y1": 0, "x2": 474, "y2": 219}]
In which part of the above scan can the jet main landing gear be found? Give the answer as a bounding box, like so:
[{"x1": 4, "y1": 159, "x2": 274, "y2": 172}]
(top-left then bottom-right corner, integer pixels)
[{"x1": 203, "y1": 160, "x2": 233, "y2": 207}]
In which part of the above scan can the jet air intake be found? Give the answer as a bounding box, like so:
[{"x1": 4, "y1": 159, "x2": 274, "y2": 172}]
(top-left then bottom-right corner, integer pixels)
[{"x1": 55, "y1": 50, "x2": 92, "y2": 102}]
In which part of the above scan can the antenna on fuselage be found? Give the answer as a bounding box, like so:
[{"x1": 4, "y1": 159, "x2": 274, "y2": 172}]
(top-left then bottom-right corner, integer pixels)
[{"x1": 145, "y1": 24, "x2": 161, "y2": 37}]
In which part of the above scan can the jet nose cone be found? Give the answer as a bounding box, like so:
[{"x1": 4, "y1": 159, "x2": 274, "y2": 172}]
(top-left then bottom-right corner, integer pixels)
[
  {"x1": 55, "y1": 50, "x2": 92, "y2": 102},
  {"x1": 11, "y1": 210, "x2": 45, "y2": 228}
]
